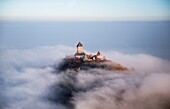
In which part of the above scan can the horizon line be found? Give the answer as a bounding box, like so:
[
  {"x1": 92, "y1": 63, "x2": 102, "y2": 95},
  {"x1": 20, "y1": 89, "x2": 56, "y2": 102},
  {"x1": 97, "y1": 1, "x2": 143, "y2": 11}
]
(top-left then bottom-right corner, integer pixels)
[{"x1": 1, "y1": 16, "x2": 170, "y2": 22}]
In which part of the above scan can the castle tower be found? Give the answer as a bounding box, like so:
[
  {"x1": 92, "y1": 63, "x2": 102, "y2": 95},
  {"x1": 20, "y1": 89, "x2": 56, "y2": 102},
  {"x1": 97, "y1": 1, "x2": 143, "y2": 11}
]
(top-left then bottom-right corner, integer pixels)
[
  {"x1": 75, "y1": 42, "x2": 85, "y2": 58},
  {"x1": 77, "y1": 42, "x2": 83, "y2": 54},
  {"x1": 96, "y1": 51, "x2": 103, "y2": 60}
]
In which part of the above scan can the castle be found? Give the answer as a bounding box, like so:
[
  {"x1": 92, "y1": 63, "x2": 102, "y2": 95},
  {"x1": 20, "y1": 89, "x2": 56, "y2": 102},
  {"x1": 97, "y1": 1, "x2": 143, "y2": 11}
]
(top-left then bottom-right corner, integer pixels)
[
  {"x1": 74, "y1": 42, "x2": 104, "y2": 61},
  {"x1": 62, "y1": 42, "x2": 128, "y2": 71}
]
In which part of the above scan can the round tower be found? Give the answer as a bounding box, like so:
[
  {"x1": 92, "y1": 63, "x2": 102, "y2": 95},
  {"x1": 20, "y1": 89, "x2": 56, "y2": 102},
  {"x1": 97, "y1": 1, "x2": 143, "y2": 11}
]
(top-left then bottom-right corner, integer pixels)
[
  {"x1": 75, "y1": 42, "x2": 85, "y2": 58},
  {"x1": 97, "y1": 51, "x2": 103, "y2": 60},
  {"x1": 77, "y1": 42, "x2": 83, "y2": 54}
]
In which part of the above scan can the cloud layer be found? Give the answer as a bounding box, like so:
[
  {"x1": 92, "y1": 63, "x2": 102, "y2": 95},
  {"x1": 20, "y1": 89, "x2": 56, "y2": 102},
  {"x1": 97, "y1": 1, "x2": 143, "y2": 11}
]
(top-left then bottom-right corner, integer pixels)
[{"x1": 0, "y1": 45, "x2": 170, "y2": 109}]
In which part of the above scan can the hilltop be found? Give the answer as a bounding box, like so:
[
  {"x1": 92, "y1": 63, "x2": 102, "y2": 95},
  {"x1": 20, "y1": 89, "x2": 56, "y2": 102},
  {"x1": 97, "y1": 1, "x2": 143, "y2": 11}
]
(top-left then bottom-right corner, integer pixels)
[
  {"x1": 58, "y1": 58, "x2": 128, "y2": 72},
  {"x1": 58, "y1": 42, "x2": 128, "y2": 72}
]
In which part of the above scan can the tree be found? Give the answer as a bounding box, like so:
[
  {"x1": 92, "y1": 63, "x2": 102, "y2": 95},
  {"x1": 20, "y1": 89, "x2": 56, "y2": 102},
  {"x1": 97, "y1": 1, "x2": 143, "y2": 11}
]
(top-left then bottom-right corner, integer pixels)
[{"x1": 83, "y1": 55, "x2": 87, "y2": 61}]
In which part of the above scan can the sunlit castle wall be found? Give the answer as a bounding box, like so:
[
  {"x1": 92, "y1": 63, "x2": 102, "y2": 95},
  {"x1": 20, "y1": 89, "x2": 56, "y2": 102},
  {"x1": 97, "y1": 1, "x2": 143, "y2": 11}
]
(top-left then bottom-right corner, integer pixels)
[
  {"x1": 97, "y1": 54, "x2": 102, "y2": 59},
  {"x1": 77, "y1": 46, "x2": 83, "y2": 54}
]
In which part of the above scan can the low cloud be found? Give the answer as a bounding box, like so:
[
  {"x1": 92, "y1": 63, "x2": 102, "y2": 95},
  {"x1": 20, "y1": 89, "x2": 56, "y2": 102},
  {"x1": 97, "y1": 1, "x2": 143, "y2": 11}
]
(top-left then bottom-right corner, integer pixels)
[{"x1": 0, "y1": 45, "x2": 170, "y2": 109}]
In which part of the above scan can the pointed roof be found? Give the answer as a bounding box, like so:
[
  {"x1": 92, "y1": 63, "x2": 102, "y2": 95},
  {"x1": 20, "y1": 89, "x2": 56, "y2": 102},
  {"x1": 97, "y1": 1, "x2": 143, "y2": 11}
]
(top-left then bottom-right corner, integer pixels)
[
  {"x1": 77, "y1": 42, "x2": 83, "y2": 47},
  {"x1": 97, "y1": 51, "x2": 101, "y2": 55}
]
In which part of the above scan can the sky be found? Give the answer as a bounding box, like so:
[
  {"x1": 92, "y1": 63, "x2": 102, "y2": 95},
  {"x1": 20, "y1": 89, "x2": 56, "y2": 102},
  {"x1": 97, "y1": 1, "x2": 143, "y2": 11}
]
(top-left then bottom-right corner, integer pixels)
[
  {"x1": 0, "y1": 0, "x2": 170, "y2": 59},
  {"x1": 0, "y1": 21, "x2": 170, "y2": 59},
  {"x1": 0, "y1": 0, "x2": 170, "y2": 21}
]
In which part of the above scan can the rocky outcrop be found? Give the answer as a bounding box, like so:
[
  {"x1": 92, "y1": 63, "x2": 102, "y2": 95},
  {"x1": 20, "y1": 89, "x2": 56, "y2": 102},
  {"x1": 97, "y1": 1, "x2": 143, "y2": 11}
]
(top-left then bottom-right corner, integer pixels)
[{"x1": 58, "y1": 58, "x2": 128, "y2": 72}]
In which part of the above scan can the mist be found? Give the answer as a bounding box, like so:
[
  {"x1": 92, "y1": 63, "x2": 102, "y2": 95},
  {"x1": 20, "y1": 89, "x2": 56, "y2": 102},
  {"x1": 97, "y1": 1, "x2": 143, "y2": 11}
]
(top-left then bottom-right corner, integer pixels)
[{"x1": 0, "y1": 45, "x2": 170, "y2": 109}]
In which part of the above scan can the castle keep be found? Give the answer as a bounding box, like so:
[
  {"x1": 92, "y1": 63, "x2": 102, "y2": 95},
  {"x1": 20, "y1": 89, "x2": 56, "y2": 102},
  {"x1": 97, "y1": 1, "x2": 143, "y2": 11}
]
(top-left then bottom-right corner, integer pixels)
[{"x1": 74, "y1": 42, "x2": 103, "y2": 61}]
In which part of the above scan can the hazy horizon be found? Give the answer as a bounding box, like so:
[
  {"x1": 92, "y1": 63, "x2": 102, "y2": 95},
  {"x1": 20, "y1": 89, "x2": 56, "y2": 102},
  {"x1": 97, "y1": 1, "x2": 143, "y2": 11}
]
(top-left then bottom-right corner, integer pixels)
[{"x1": 0, "y1": 0, "x2": 170, "y2": 21}]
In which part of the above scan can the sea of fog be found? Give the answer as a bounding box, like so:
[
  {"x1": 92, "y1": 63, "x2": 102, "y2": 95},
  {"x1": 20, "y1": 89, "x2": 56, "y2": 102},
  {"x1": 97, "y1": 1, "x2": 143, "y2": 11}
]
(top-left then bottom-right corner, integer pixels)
[{"x1": 0, "y1": 45, "x2": 170, "y2": 109}]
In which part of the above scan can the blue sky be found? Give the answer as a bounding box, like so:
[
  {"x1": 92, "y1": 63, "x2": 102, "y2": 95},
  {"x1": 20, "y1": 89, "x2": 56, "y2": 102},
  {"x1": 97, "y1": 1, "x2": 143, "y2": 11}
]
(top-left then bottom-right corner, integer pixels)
[
  {"x1": 0, "y1": 0, "x2": 170, "y2": 59},
  {"x1": 0, "y1": 0, "x2": 170, "y2": 21}
]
